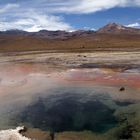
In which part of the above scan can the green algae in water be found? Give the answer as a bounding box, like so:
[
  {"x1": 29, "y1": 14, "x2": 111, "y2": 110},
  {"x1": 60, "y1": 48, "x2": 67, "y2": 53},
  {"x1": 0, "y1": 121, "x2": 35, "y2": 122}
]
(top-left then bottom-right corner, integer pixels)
[
  {"x1": 8, "y1": 86, "x2": 140, "y2": 140},
  {"x1": 17, "y1": 91, "x2": 118, "y2": 133}
]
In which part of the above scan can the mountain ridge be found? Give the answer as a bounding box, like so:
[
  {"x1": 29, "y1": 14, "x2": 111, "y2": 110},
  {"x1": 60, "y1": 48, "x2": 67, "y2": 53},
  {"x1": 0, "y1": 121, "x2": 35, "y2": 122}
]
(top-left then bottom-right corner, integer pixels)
[
  {"x1": 0, "y1": 23, "x2": 140, "y2": 40},
  {"x1": 97, "y1": 23, "x2": 140, "y2": 34},
  {"x1": 0, "y1": 22, "x2": 140, "y2": 52}
]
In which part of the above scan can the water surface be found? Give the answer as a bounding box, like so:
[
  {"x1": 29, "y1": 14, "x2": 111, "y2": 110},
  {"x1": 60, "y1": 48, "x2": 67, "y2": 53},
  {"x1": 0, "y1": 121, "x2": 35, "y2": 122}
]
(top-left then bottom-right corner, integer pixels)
[{"x1": 0, "y1": 63, "x2": 140, "y2": 139}]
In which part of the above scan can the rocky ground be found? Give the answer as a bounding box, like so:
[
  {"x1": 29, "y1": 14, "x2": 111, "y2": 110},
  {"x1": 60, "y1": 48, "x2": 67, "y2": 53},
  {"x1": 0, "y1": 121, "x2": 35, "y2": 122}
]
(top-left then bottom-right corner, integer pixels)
[
  {"x1": 0, "y1": 51, "x2": 140, "y2": 69},
  {"x1": 0, "y1": 50, "x2": 140, "y2": 140}
]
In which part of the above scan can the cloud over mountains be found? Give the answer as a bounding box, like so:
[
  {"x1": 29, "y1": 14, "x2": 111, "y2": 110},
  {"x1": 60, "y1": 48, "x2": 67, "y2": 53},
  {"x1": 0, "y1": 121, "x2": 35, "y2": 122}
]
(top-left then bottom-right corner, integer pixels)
[
  {"x1": 0, "y1": 0, "x2": 140, "y2": 31},
  {"x1": 127, "y1": 22, "x2": 140, "y2": 28}
]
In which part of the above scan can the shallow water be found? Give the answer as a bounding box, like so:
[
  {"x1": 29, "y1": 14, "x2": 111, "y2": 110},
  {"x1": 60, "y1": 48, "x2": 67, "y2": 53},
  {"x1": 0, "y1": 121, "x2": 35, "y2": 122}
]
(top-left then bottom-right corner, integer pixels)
[{"x1": 0, "y1": 63, "x2": 140, "y2": 138}]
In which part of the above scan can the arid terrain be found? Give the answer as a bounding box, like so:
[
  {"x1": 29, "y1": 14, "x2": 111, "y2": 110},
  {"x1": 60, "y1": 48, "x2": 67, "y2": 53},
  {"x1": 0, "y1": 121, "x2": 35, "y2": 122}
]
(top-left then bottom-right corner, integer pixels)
[
  {"x1": 0, "y1": 23, "x2": 140, "y2": 53},
  {"x1": 0, "y1": 23, "x2": 140, "y2": 140}
]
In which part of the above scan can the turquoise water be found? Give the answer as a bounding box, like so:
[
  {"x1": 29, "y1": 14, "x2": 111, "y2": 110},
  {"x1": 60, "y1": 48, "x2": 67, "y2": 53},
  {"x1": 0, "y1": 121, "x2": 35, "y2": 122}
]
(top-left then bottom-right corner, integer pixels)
[
  {"x1": 0, "y1": 65, "x2": 140, "y2": 139},
  {"x1": 13, "y1": 86, "x2": 134, "y2": 133}
]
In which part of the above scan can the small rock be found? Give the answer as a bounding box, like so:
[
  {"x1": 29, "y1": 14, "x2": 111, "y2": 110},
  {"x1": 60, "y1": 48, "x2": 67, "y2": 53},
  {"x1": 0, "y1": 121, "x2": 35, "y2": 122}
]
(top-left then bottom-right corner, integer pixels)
[
  {"x1": 119, "y1": 87, "x2": 125, "y2": 91},
  {"x1": 18, "y1": 126, "x2": 28, "y2": 134},
  {"x1": 50, "y1": 132, "x2": 55, "y2": 140}
]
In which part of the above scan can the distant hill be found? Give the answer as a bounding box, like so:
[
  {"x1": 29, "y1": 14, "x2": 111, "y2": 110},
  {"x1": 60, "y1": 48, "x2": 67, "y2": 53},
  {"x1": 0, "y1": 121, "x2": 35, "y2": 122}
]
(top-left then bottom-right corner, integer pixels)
[
  {"x1": 0, "y1": 23, "x2": 140, "y2": 52},
  {"x1": 0, "y1": 23, "x2": 140, "y2": 39},
  {"x1": 0, "y1": 29, "x2": 95, "y2": 39},
  {"x1": 0, "y1": 29, "x2": 28, "y2": 36},
  {"x1": 97, "y1": 23, "x2": 140, "y2": 34}
]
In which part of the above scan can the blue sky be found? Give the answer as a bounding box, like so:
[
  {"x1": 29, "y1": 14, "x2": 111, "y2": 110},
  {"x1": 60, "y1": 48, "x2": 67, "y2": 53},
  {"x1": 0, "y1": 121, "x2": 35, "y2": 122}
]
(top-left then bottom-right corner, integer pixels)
[{"x1": 0, "y1": 0, "x2": 140, "y2": 31}]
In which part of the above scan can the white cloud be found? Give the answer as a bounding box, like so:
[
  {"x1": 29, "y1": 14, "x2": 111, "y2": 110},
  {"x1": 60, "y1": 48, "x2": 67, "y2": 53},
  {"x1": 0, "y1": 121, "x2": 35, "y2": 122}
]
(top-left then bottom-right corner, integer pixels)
[
  {"x1": 127, "y1": 22, "x2": 140, "y2": 28},
  {"x1": 83, "y1": 27, "x2": 96, "y2": 31},
  {"x1": 0, "y1": 0, "x2": 140, "y2": 31},
  {"x1": 3, "y1": 0, "x2": 139, "y2": 15},
  {"x1": 134, "y1": 0, "x2": 140, "y2": 6},
  {"x1": 39, "y1": 0, "x2": 140, "y2": 14},
  {"x1": 0, "y1": 4, "x2": 19, "y2": 13},
  {"x1": 0, "y1": 12, "x2": 73, "y2": 32}
]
